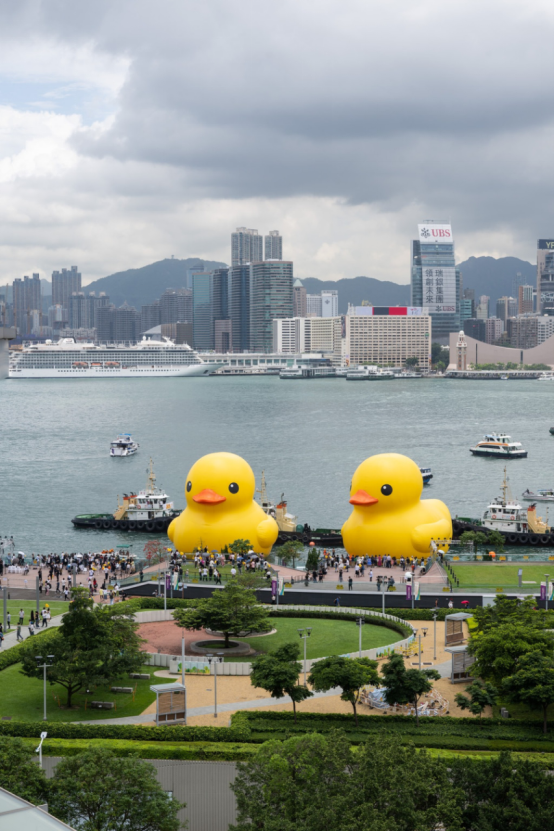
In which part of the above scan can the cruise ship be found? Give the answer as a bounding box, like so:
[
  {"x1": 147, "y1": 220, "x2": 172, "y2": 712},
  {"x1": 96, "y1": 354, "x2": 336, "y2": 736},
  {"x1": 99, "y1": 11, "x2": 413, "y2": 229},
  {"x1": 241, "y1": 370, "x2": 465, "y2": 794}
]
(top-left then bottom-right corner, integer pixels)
[{"x1": 9, "y1": 338, "x2": 221, "y2": 378}]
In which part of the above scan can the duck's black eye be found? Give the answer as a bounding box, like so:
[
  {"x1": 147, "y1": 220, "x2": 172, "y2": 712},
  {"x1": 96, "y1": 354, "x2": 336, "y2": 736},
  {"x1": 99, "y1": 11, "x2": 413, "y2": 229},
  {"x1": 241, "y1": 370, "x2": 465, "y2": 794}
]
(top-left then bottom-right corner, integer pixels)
[
  {"x1": 186, "y1": 481, "x2": 192, "y2": 492},
  {"x1": 229, "y1": 482, "x2": 239, "y2": 494},
  {"x1": 381, "y1": 484, "x2": 393, "y2": 496}
]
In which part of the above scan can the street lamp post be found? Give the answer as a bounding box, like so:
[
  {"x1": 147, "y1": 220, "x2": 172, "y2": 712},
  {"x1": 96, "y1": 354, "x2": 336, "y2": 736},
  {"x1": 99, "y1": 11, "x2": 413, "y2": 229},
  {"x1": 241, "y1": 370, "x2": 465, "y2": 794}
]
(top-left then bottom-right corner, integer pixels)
[
  {"x1": 432, "y1": 610, "x2": 438, "y2": 661},
  {"x1": 35, "y1": 732, "x2": 48, "y2": 770},
  {"x1": 298, "y1": 627, "x2": 312, "y2": 685},
  {"x1": 206, "y1": 654, "x2": 224, "y2": 718},
  {"x1": 356, "y1": 617, "x2": 365, "y2": 658},
  {"x1": 35, "y1": 655, "x2": 55, "y2": 721},
  {"x1": 546, "y1": 574, "x2": 550, "y2": 612}
]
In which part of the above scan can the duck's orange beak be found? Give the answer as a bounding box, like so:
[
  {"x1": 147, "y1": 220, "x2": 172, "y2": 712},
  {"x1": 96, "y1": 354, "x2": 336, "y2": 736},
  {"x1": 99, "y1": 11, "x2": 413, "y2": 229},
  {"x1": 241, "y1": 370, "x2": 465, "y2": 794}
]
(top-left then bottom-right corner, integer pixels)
[
  {"x1": 193, "y1": 489, "x2": 226, "y2": 504},
  {"x1": 349, "y1": 489, "x2": 379, "y2": 506}
]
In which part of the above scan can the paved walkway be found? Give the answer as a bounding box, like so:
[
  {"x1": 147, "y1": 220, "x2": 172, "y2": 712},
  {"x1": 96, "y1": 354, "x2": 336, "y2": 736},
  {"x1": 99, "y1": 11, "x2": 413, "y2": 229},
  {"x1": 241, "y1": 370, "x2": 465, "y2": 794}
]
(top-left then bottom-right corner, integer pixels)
[{"x1": 1, "y1": 613, "x2": 65, "y2": 650}]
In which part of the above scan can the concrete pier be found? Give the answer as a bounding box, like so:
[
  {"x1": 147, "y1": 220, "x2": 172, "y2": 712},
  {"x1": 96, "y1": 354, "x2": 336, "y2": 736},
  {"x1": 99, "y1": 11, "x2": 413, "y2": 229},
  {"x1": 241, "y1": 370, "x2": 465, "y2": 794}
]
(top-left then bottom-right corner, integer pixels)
[{"x1": 0, "y1": 327, "x2": 16, "y2": 379}]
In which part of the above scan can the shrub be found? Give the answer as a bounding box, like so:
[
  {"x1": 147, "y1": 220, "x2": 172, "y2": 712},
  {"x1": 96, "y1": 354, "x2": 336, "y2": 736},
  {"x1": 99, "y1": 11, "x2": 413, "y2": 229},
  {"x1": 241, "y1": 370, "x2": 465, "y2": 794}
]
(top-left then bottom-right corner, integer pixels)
[
  {"x1": 0, "y1": 629, "x2": 59, "y2": 673},
  {"x1": 0, "y1": 720, "x2": 251, "y2": 743},
  {"x1": 18, "y1": 737, "x2": 258, "y2": 761}
]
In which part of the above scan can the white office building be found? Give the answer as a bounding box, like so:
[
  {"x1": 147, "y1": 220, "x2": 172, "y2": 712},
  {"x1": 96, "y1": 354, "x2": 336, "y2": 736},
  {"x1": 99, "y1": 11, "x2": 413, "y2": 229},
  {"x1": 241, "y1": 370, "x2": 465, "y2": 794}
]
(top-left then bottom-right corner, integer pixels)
[{"x1": 321, "y1": 290, "x2": 338, "y2": 317}]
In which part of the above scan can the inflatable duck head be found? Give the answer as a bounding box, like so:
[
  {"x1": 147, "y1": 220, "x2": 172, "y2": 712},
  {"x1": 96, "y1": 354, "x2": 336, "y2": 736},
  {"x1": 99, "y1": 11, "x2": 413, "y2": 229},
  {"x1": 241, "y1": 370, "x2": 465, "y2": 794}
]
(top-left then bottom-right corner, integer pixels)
[
  {"x1": 185, "y1": 452, "x2": 255, "y2": 514},
  {"x1": 349, "y1": 453, "x2": 423, "y2": 515}
]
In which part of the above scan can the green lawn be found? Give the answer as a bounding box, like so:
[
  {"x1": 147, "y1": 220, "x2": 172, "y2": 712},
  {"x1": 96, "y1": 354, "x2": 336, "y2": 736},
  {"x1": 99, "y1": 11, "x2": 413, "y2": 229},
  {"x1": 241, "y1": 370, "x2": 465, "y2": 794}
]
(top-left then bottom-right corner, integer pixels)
[
  {"x1": 0, "y1": 663, "x2": 157, "y2": 722},
  {"x1": 231, "y1": 617, "x2": 400, "y2": 661},
  {"x1": 452, "y1": 563, "x2": 553, "y2": 590},
  {"x1": 1, "y1": 600, "x2": 69, "y2": 631}
]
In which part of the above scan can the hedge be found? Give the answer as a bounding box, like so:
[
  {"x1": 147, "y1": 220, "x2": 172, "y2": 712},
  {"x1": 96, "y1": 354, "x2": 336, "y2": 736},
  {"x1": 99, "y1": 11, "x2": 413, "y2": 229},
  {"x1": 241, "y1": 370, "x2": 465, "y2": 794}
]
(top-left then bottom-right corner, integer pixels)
[
  {"x1": 18, "y1": 737, "x2": 257, "y2": 761},
  {"x1": 267, "y1": 608, "x2": 412, "y2": 639},
  {"x1": 0, "y1": 720, "x2": 251, "y2": 743},
  {"x1": 364, "y1": 608, "x2": 450, "y2": 621},
  {"x1": 0, "y1": 629, "x2": 59, "y2": 673}
]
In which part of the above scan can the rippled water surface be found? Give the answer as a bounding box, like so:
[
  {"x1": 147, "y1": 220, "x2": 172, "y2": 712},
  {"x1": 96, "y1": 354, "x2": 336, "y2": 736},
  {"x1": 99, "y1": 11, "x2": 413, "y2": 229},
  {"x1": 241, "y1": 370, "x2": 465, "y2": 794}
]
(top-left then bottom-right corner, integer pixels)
[{"x1": 1, "y1": 376, "x2": 553, "y2": 554}]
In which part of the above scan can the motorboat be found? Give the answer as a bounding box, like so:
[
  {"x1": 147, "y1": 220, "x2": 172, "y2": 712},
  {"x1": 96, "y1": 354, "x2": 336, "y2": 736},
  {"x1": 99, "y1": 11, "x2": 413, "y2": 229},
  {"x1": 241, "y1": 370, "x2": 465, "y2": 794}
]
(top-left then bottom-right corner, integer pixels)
[
  {"x1": 110, "y1": 434, "x2": 139, "y2": 457},
  {"x1": 469, "y1": 432, "x2": 527, "y2": 458},
  {"x1": 419, "y1": 467, "x2": 433, "y2": 485},
  {"x1": 522, "y1": 488, "x2": 554, "y2": 502}
]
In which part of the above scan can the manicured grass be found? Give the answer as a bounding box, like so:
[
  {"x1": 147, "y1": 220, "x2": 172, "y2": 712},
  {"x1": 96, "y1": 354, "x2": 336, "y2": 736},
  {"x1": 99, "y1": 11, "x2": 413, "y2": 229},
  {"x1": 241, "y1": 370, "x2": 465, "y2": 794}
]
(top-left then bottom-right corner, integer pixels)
[
  {"x1": 0, "y1": 663, "x2": 156, "y2": 722},
  {"x1": 16, "y1": 737, "x2": 258, "y2": 761},
  {"x1": 1, "y1": 600, "x2": 69, "y2": 631},
  {"x1": 451, "y1": 562, "x2": 553, "y2": 589},
  {"x1": 233, "y1": 616, "x2": 399, "y2": 660}
]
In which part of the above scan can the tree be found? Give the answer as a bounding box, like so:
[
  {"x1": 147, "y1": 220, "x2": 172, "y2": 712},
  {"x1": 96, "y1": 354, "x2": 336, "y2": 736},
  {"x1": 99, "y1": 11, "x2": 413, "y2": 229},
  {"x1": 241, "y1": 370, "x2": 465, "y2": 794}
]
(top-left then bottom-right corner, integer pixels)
[
  {"x1": 19, "y1": 588, "x2": 146, "y2": 706},
  {"x1": 503, "y1": 650, "x2": 554, "y2": 734},
  {"x1": 431, "y1": 342, "x2": 450, "y2": 368},
  {"x1": 455, "y1": 680, "x2": 498, "y2": 721},
  {"x1": 486, "y1": 529, "x2": 505, "y2": 552},
  {"x1": 449, "y1": 750, "x2": 554, "y2": 831},
  {"x1": 250, "y1": 643, "x2": 313, "y2": 722},
  {"x1": 49, "y1": 746, "x2": 183, "y2": 831},
  {"x1": 231, "y1": 732, "x2": 462, "y2": 831},
  {"x1": 380, "y1": 653, "x2": 440, "y2": 726},
  {"x1": 0, "y1": 736, "x2": 48, "y2": 806},
  {"x1": 470, "y1": 594, "x2": 543, "y2": 633},
  {"x1": 228, "y1": 539, "x2": 252, "y2": 556},
  {"x1": 173, "y1": 580, "x2": 269, "y2": 648},
  {"x1": 460, "y1": 530, "x2": 488, "y2": 552},
  {"x1": 308, "y1": 656, "x2": 379, "y2": 726},
  {"x1": 467, "y1": 622, "x2": 554, "y2": 688},
  {"x1": 305, "y1": 546, "x2": 320, "y2": 573},
  {"x1": 276, "y1": 540, "x2": 304, "y2": 569},
  {"x1": 405, "y1": 356, "x2": 419, "y2": 368},
  {"x1": 143, "y1": 539, "x2": 166, "y2": 565}
]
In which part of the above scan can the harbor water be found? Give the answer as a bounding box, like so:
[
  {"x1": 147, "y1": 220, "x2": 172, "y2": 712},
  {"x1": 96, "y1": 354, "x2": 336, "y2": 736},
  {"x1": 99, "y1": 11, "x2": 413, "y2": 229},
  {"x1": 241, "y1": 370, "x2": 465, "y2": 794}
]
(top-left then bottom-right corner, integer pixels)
[{"x1": 1, "y1": 375, "x2": 554, "y2": 556}]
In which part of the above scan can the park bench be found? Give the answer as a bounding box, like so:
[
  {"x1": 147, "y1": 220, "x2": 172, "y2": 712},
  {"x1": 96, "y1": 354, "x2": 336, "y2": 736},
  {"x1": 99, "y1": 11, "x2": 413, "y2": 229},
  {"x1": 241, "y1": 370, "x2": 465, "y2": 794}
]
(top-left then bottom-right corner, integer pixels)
[
  {"x1": 129, "y1": 673, "x2": 150, "y2": 680},
  {"x1": 110, "y1": 686, "x2": 133, "y2": 694},
  {"x1": 90, "y1": 701, "x2": 115, "y2": 709}
]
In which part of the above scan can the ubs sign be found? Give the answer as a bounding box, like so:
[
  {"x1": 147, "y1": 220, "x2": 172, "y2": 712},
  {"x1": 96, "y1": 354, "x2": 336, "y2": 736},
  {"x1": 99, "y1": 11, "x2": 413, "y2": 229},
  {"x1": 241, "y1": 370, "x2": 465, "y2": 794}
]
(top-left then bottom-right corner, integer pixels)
[{"x1": 418, "y1": 223, "x2": 453, "y2": 244}]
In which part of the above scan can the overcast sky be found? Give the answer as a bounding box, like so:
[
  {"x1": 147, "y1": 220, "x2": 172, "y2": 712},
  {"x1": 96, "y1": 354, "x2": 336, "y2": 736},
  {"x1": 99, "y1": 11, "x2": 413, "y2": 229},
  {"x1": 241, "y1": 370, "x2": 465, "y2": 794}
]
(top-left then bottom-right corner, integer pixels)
[{"x1": 0, "y1": 0, "x2": 553, "y2": 286}]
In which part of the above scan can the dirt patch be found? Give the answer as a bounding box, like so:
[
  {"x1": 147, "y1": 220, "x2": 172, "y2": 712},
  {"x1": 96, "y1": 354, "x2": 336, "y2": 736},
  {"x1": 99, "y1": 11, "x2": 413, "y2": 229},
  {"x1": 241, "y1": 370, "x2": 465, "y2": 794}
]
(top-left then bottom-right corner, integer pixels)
[{"x1": 138, "y1": 620, "x2": 217, "y2": 654}]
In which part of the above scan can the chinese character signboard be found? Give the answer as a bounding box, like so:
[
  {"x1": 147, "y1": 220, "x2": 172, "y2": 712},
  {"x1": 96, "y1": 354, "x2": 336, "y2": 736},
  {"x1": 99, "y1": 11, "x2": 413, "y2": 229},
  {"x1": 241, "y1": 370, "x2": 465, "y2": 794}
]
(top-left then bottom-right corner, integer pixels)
[{"x1": 422, "y1": 266, "x2": 456, "y2": 313}]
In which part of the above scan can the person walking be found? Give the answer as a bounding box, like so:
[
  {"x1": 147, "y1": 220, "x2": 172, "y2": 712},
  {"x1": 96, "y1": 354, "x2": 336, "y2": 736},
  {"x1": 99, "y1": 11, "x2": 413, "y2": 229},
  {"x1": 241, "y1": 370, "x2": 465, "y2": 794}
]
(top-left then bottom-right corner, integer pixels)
[
  {"x1": 348, "y1": 576, "x2": 353, "y2": 590},
  {"x1": 16, "y1": 623, "x2": 23, "y2": 642},
  {"x1": 6, "y1": 612, "x2": 10, "y2": 631}
]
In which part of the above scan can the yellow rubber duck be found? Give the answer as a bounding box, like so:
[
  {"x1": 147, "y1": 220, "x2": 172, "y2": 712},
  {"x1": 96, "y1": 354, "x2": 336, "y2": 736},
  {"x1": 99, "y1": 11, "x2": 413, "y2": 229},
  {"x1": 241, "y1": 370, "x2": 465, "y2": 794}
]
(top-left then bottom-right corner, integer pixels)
[
  {"x1": 341, "y1": 453, "x2": 451, "y2": 558},
  {"x1": 167, "y1": 452, "x2": 279, "y2": 555}
]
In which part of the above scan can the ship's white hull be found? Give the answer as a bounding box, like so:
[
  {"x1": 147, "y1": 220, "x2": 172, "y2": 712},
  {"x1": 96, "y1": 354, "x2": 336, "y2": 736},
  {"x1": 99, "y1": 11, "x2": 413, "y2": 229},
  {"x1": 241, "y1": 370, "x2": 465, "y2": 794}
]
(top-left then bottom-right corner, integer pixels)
[{"x1": 9, "y1": 364, "x2": 216, "y2": 379}]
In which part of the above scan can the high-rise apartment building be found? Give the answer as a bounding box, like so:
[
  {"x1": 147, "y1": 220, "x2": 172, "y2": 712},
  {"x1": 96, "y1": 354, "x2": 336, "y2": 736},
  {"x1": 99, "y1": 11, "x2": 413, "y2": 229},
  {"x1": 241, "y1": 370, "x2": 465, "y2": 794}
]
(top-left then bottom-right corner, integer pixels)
[
  {"x1": 485, "y1": 317, "x2": 503, "y2": 344},
  {"x1": 518, "y1": 284, "x2": 534, "y2": 315},
  {"x1": 96, "y1": 304, "x2": 140, "y2": 343},
  {"x1": 293, "y1": 278, "x2": 307, "y2": 317},
  {"x1": 160, "y1": 288, "x2": 192, "y2": 325},
  {"x1": 12, "y1": 274, "x2": 41, "y2": 335},
  {"x1": 141, "y1": 300, "x2": 161, "y2": 334},
  {"x1": 496, "y1": 296, "x2": 518, "y2": 325},
  {"x1": 264, "y1": 230, "x2": 283, "y2": 260},
  {"x1": 250, "y1": 261, "x2": 293, "y2": 352},
  {"x1": 411, "y1": 221, "x2": 460, "y2": 343},
  {"x1": 230, "y1": 266, "x2": 250, "y2": 352},
  {"x1": 272, "y1": 317, "x2": 311, "y2": 353},
  {"x1": 52, "y1": 266, "x2": 81, "y2": 319},
  {"x1": 537, "y1": 240, "x2": 554, "y2": 312},
  {"x1": 343, "y1": 308, "x2": 431, "y2": 370},
  {"x1": 231, "y1": 228, "x2": 263, "y2": 267},
  {"x1": 306, "y1": 294, "x2": 322, "y2": 317}
]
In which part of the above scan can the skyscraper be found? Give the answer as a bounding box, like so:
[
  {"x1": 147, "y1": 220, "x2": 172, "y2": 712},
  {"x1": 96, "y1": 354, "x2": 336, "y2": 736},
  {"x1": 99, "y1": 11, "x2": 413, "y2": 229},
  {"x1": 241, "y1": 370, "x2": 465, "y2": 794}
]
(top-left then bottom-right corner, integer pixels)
[
  {"x1": 159, "y1": 289, "x2": 192, "y2": 325},
  {"x1": 231, "y1": 228, "x2": 263, "y2": 267},
  {"x1": 537, "y1": 239, "x2": 554, "y2": 313},
  {"x1": 230, "y1": 265, "x2": 251, "y2": 351},
  {"x1": 293, "y1": 278, "x2": 307, "y2": 317},
  {"x1": 264, "y1": 230, "x2": 283, "y2": 260},
  {"x1": 518, "y1": 284, "x2": 534, "y2": 315},
  {"x1": 306, "y1": 294, "x2": 322, "y2": 317},
  {"x1": 321, "y1": 290, "x2": 338, "y2": 318},
  {"x1": 496, "y1": 296, "x2": 517, "y2": 325},
  {"x1": 411, "y1": 222, "x2": 460, "y2": 343},
  {"x1": 192, "y1": 272, "x2": 214, "y2": 350},
  {"x1": 250, "y1": 261, "x2": 293, "y2": 352}
]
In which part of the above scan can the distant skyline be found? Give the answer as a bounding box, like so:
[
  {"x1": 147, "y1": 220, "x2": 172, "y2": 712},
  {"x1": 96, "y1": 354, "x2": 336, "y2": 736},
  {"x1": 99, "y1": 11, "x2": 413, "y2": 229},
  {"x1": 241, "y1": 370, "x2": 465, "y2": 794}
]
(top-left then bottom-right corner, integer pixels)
[{"x1": 0, "y1": 1, "x2": 553, "y2": 285}]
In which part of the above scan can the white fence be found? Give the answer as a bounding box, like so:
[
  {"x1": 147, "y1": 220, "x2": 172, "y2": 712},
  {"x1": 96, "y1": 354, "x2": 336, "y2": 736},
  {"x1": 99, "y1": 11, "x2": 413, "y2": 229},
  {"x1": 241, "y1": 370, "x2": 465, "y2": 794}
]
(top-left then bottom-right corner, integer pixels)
[{"x1": 138, "y1": 606, "x2": 415, "y2": 676}]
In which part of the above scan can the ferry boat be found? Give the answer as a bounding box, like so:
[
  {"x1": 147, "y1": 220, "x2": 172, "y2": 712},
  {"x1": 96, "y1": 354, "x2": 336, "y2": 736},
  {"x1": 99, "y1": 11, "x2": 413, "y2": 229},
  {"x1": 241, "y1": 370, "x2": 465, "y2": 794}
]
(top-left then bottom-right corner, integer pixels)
[
  {"x1": 279, "y1": 365, "x2": 336, "y2": 379},
  {"x1": 9, "y1": 337, "x2": 222, "y2": 378},
  {"x1": 110, "y1": 434, "x2": 139, "y2": 457},
  {"x1": 72, "y1": 460, "x2": 180, "y2": 532},
  {"x1": 522, "y1": 488, "x2": 554, "y2": 502},
  {"x1": 345, "y1": 366, "x2": 395, "y2": 381},
  {"x1": 469, "y1": 432, "x2": 528, "y2": 458},
  {"x1": 419, "y1": 466, "x2": 433, "y2": 485}
]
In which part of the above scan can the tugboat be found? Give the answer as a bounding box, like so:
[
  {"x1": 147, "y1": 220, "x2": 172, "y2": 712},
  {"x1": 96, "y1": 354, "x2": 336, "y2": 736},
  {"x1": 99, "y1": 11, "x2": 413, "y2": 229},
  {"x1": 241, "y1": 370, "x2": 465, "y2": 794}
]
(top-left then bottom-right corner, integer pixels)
[
  {"x1": 469, "y1": 432, "x2": 527, "y2": 458},
  {"x1": 110, "y1": 433, "x2": 139, "y2": 457},
  {"x1": 256, "y1": 472, "x2": 343, "y2": 547},
  {"x1": 72, "y1": 459, "x2": 180, "y2": 532}
]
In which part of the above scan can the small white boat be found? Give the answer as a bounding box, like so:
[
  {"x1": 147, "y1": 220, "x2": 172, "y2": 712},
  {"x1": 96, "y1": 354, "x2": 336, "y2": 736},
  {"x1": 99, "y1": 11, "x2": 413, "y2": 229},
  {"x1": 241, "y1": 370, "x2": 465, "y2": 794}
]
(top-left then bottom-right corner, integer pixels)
[
  {"x1": 522, "y1": 488, "x2": 554, "y2": 502},
  {"x1": 110, "y1": 434, "x2": 139, "y2": 457},
  {"x1": 419, "y1": 466, "x2": 433, "y2": 485},
  {"x1": 470, "y1": 432, "x2": 527, "y2": 458}
]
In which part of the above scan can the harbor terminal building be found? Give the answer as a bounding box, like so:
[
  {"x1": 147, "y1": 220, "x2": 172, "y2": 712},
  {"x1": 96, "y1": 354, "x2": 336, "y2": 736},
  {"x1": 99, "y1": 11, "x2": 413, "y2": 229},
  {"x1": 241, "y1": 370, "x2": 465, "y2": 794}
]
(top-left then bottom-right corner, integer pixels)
[{"x1": 449, "y1": 329, "x2": 554, "y2": 370}]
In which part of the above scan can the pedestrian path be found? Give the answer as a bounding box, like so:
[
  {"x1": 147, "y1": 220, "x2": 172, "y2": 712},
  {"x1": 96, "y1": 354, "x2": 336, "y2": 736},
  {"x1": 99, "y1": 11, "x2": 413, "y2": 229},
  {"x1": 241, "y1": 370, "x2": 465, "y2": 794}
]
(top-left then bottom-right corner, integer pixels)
[{"x1": 0, "y1": 613, "x2": 64, "y2": 650}]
